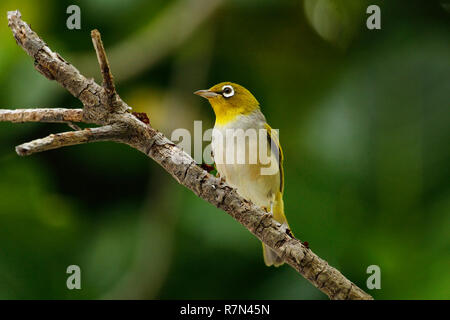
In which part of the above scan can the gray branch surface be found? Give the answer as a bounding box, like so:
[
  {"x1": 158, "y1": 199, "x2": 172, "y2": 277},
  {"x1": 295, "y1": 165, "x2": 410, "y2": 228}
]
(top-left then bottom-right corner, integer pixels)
[{"x1": 0, "y1": 10, "x2": 373, "y2": 300}]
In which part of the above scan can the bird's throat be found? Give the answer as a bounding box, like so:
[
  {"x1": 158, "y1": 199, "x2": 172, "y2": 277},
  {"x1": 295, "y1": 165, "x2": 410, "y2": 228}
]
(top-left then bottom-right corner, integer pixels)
[{"x1": 210, "y1": 99, "x2": 255, "y2": 125}]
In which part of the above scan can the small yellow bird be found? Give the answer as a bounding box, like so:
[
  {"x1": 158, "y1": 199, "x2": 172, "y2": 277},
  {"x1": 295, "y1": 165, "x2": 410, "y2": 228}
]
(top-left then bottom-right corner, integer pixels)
[{"x1": 195, "y1": 82, "x2": 291, "y2": 266}]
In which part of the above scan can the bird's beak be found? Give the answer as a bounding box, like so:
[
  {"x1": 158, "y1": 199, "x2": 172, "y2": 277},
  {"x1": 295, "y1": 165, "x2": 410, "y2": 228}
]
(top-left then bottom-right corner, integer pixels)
[{"x1": 194, "y1": 89, "x2": 218, "y2": 99}]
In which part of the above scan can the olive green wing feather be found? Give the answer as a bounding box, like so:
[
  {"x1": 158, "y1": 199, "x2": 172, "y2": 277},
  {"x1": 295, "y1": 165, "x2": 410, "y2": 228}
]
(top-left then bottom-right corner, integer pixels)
[{"x1": 264, "y1": 123, "x2": 284, "y2": 193}]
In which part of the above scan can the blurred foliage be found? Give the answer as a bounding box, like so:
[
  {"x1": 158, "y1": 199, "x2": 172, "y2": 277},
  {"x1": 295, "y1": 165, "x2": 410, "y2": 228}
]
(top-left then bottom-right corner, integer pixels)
[{"x1": 0, "y1": 0, "x2": 449, "y2": 299}]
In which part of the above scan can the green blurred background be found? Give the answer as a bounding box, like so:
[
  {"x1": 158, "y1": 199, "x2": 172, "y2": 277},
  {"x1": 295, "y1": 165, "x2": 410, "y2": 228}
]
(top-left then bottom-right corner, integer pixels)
[{"x1": 0, "y1": 0, "x2": 448, "y2": 299}]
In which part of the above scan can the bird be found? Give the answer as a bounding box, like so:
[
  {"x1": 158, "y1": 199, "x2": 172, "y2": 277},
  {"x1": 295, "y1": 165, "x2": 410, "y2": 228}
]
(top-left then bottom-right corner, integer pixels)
[{"x1": 195, "y1": 82, "x2": 291, "y2": 266}]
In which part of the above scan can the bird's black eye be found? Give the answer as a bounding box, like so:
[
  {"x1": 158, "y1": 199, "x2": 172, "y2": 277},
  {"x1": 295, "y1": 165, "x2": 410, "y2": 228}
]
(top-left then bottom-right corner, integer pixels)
[{"x1": 221, "y1": 85, "x2": 234, "y2": 98}]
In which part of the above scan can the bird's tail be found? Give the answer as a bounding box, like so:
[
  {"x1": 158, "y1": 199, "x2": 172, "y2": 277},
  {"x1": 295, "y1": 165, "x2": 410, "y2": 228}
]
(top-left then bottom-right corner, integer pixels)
[{"x1": 262, "y1": 192, "x2": 290, "y2": 267}]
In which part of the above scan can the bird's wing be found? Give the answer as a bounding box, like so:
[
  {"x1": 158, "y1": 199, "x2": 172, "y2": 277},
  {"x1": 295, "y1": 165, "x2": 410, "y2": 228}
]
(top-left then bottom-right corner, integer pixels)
[{"x1": 264, "y1": 123, "x2": 284, "y2": 193}]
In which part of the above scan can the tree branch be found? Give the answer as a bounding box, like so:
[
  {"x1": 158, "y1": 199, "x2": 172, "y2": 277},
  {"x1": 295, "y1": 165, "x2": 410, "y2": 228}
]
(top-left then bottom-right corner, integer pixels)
[
  {"x1": 91, "y1": 29, "x2": 116, "y2": 97},
  {"x1": 0, "y1": 108, "x2": 83, "y2": 123},
  {"x1": 1, "y1": 10, "x2": 373, "y2": 300},
  {"x1": 15, "y1": 125, "x2": 126, "y2": 156}
]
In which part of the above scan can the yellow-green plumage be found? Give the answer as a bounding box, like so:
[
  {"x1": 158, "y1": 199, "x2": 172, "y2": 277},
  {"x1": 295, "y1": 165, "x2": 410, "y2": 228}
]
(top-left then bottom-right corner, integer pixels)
[
  {"x1": 205, "y1": 82, "x2": 260, "y2": 125},
  {"x1": 195, "y1": 82, "x2": 291, "y2": 267}
]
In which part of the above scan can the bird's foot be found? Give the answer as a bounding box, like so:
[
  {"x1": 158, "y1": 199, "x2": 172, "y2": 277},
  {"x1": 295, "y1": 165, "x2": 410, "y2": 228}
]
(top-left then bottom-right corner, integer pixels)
[
  {"x1": 279, "y1": 222, "x2": 289, "y2": 233},
  {"x1": 200, "y1": 163, "x2": 215, "y2": 173}
]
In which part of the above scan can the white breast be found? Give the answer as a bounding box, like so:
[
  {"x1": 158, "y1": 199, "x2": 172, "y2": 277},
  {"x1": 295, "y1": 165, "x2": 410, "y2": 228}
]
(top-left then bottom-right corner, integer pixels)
[{"x1": 211, "y1": 110, "x2": 281, "y2": 208}]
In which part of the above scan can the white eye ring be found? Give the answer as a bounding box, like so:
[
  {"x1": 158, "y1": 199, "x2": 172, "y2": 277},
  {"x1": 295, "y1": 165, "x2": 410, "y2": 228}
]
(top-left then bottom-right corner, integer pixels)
[{"x1": 221, "y1": 85, "x2": 234, "y2": 98}]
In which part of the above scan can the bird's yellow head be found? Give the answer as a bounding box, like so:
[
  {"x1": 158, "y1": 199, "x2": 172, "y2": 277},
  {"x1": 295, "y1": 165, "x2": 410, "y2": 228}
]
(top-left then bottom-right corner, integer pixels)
[{"x1": 194, "y1": 82, "x2": 260, "y2": 125}]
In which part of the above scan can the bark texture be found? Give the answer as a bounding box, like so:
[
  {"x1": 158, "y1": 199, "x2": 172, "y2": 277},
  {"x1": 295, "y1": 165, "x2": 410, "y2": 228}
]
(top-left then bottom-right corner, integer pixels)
[{"x1": 0, "y1": 10, "x2": 373, "y2": 300}]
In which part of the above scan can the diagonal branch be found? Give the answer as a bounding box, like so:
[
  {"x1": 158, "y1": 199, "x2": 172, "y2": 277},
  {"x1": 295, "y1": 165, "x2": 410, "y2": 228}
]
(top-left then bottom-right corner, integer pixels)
[{"x1": 0, "y1": 10, "x2": 373, "y2": 300}]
